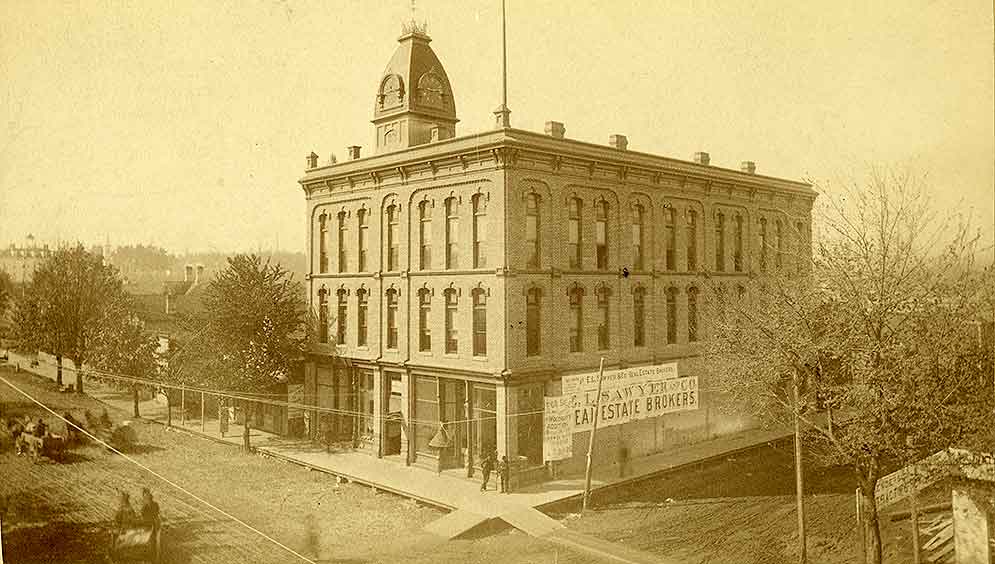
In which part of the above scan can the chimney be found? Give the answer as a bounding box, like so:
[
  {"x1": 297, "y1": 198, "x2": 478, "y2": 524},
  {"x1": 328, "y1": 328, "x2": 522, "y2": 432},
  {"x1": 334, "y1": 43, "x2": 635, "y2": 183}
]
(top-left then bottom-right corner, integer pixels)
[
  {"x1": 609, "y1": 134, "x2": 628, "y2": 151},
  {"x1": 544, "y1": 121, "x2": 565, "y2": 139},
  {"x1": 184, "y1": 264, "x2": 193, "y2": 282},
  {"x1": 195, "y1": 265, "x2": 204, "y2": 284},
  {"x1": 306, "y1": 152, "x2": 318, "y2": 169},
  {"x1": 347, "y1": 146, "x2": 362, "y2": 160},
  {"x1": 740, "y1": 161, "x2": 756, "y2": 174},
  {"x1": 693, "y1": 152, "x2": 710, "y2": 166}
]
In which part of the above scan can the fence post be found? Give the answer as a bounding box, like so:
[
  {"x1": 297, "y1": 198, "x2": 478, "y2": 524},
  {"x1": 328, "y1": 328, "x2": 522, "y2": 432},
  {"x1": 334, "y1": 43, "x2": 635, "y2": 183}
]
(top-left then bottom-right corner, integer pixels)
[
  {"x1": 201, "y1": 391, "x2": 205, "y2": 433},
  {"x1": 181, "y1": 385, "x2": 186, "y2": 427}
]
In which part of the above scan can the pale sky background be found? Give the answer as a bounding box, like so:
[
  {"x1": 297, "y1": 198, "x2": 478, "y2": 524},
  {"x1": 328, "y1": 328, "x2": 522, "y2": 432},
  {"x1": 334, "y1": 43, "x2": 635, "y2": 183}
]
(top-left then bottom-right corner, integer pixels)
[{"x1": 2, "y1": 1, "x2": 993, "y2": 253}]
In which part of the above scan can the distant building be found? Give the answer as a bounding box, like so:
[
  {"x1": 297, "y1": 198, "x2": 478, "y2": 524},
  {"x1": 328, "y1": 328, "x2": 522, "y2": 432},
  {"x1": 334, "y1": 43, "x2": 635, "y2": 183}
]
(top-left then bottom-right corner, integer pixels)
[
  {"x1": 0, "y1": 234, "x2": 53, "y2": 283},
  {"x1": 297, "y1": 20, "x2": 816, "y2": 485}
]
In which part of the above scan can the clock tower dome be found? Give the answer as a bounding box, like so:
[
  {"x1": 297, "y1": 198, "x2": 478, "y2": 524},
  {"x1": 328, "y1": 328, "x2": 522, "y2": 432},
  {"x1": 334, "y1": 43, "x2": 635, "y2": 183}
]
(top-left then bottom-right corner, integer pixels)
[{"x1": 372, "y1": 20, "x2": 458, "y2": 154}]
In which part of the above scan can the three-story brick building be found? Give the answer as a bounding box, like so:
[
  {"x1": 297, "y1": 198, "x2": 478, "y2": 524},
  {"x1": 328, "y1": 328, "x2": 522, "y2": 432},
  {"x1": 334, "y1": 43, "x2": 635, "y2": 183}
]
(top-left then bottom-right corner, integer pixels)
[{"x1": 298, "y1": 21, "x2": 816, "y2": 485}]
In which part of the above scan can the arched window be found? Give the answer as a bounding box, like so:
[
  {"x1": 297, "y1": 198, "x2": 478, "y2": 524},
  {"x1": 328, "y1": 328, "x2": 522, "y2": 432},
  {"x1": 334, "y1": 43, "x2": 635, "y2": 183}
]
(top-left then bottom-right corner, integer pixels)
[
  {"x1": 419, "y1": 201, "x2": 432, "y2": 270},
  {"x1": 568, "y1": 198, "x2": 582, "y2": 269},
  {"x1": 666, "y1": 287, "x2": 678, "y2": 345},
  {"x1": 715, "y1": 212, "x2": 725, "y2": 272},
  {"x1": 386, "y1": 204, "x2": 399, "y2": 271},
  {"x1": 444, "y1": 288, "x2": 458, "y2": 353},
  {"x1": 357, "y1": 208, "x2": 369, "y2": 272},
  {"x1": 759, "y1": 218, "x2": 768, "y2": 272},
  {"x1": 525, "y1": 193, "x2": 541, "y2": 269},
  {"x1": 632, "y1": 204, "x2": 645, "y2": 270},
  {"x1": 596, "y1": 200, "x2": 609, "y2": 270},
  {"x1": 418, "y1": 289, "x2": 431, "y2": 351},
  {"x1": 596, "y1": 285, "x2": 611, "y2": 350},
  {"x1": 318, "y1": 214, "x2": 329, "y2": 273},
  {"x1": 688, "y1": 287, "x2": 699, "y2": 342},
  {"x1": 336, "y1": 289, "x2": 348, "y2": 345},
  {"x1": 775, "y1": 220, "x2": 784, "y2": 269},
  {"x1": 664, "y1": 207, "x2": 676, "y2": 271},
  {"x1": 337, "y1": 211, "x2": 348, "y2": 273},
  {"x1": 445, "y1": 197, "x2": 459, "y2": 269},
  {"x1": 386, "y1": 289, "x2": 399, "y2": 349},
  {"x1": 526, "y1": 288, "x2": 541, "y2": 357},
  {"x1": 318, "y1": 288, "x2": 328, "y2": 344},
  {"x1": 734, "y1": 215, "x2": 744, "y2": 272},
  {"x1": 472, "y1": 288, "x2": 487, "y2": 357},
  {"x1": 686, "y1": 209, "x2": 698, "y2": 271},
  {"x1": 472, "y1": 194, "x2": 487, "y2": 268},
  {"x1": 633, "y1": 287, "x2": 646, "y2": 347},
  {"x1": 569, "y1": 287, "x2": 584, "y2": 352},
  {"x1": 356, "y1": 289, "x2": 368, "y2": 346}
]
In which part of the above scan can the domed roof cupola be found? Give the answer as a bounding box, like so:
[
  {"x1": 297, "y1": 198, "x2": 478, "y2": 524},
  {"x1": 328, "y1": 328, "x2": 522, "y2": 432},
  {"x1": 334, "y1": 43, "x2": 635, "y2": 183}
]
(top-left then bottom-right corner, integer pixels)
[{"x1": 372, "y1": 19, "x2": 458, "y2": 154}]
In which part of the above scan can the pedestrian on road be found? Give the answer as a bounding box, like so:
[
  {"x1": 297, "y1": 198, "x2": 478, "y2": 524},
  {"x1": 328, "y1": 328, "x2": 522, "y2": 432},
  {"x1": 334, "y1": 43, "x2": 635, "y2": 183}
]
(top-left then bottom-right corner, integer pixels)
[
  {"x1": 497, "y1": 455, "x2": 511, "y2": 494},
  {"x1": 114, "y1": 492, "x2": 137, "y2": 530},
  {"x1": 140, "y1": 488, "x2": 161, "y2": 533},
  {"x1": 480, "y1": 449, "x2": 495, "y2": 492}
]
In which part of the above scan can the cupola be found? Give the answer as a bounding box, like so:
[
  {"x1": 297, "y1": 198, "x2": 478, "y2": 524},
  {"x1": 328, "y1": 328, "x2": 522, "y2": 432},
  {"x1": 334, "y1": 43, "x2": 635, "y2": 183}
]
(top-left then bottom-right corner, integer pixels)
[{"x1": 372, "y1": 20, "x2": 458, "y2": 154}]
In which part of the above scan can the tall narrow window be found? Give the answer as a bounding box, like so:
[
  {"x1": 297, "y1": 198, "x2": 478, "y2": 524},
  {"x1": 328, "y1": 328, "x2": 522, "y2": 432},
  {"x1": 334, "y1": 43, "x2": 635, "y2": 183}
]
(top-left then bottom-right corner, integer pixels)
[
  {"x1": 525, "y1": 193, "x2": 540, "y2": 268},
  {"x1": 358, "y1": 209, "x2": 369, "y2": 272},
  {"x1": 596, "y1": 200, "x2": 609, "y2": 270},
  {"x1": 632, "y1": 204, "x2": 644, "y2": 270},
  {"x1": 596, "y1": 286, "x2": 610, "y2": 350},
  {"x1": 715, "y1": 212, "x2": 725, "y2": 272},
  {"x1": 337, "y1": 211, "x2": 348, "y2": 273},
  {"x1": 568, "y1": 198, "x2": 582, "y2": 269},
  {"x1": 386, "y1": 289, "x2": 398, "y2": 349},
  {"x1": 734, "y1": 215, "x2": 744, "y2": 272},
  {"x1": 688, "y1": 287, "x2": 699, "y2": 342},
  {"x1": 319, "y1": 214, "x2": 329, "y2": 273},
  {"x1": 472, "y1": 194, "x2": 487, "y2": 268},
  {"x1": 318, "y1": 289, "x2": 328, "y2": 344},
  {"x1": 569, "y1": 287, "x2": 584, "y2": 352},
  {"x1": 666, "y1": 287, "x2": 677, "y2": 345},
  {"x1": 444, "y1": 289, "x2": 458, "y2": 353},
  {"x1": 686, "y1": 209, "x2": 697, "y2": 271},
  {"x1": 419, "y1": 201, "x2": 432, "y2": 270},
  {"x1": 418, "y1": 289, "x2": 431, "y2": 351},
  {"x1": 775, "y1": 220, "x2": 784, "y2": 269},
  {"x1": 633, "y1": 287, "x2": 646, "y2": 347},
  {"x1": 472, "y1": 289, "x2": 487, "y2": 357},
  {"x1": 386, "y1": 205, "x2": 399, "y2": 271},
  {"x1": 356, "y1": 289, "x2": 368, "y2": 346},
  {"x1": 445, "y1": 197, "x2": 459, "y2": 269},
  {"x1": 664, "y1": 208, "x2": 676, "y2": 270},
  {"x1": 526, "y1": 288, "x2": 541, "y2": 357},
  {"x1": 336, "y1": 289, "x2": 347, "y2": 345},
  {"x1": 759, "y1": 218, "x2": 768, "y2": 272}
]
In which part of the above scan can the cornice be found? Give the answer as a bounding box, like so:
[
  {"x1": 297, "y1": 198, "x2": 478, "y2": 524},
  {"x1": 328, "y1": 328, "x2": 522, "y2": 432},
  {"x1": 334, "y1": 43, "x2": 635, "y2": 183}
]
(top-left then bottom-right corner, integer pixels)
[{"x1": 299, "y1": 128, "x2": 815, "y2": 201}]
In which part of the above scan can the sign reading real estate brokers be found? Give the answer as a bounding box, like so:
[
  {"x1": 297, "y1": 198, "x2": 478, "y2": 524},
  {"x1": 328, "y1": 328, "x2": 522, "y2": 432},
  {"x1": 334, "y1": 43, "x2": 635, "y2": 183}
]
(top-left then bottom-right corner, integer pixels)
[{"x1": 544, "y1": 362, "x2": 699, "y2": 461}]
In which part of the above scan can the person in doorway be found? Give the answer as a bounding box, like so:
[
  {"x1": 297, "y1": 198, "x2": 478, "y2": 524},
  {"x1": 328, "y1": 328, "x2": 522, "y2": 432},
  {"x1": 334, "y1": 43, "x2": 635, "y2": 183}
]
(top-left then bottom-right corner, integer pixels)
[
  {"x1": 479, "y1": 449, "x2": 495, "y2": 492},
  {"x1": 497, "y1": 455, "x2": 511, "y2": 494}
]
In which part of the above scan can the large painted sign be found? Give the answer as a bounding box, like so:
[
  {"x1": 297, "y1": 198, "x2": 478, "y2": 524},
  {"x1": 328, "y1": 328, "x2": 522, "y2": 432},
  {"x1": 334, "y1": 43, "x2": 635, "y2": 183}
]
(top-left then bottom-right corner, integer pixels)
[
  {"x1": 875, "y1": 448, "x2": 995, "y2": 508},
  {"x1": 543, "y1": 362, "x2": 699, "y2": 462}
]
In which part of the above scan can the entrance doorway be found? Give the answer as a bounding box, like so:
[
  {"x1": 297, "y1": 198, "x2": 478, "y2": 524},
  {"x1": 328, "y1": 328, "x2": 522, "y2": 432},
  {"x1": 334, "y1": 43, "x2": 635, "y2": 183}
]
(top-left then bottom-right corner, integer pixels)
[{"x1": 383, "y1": 373, "x2": 403, "y2": 456}]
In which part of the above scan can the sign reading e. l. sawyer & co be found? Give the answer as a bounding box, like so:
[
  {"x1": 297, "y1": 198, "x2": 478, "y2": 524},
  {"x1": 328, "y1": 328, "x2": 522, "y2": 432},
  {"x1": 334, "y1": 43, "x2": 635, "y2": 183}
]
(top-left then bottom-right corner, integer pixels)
[{"x1": 543, "y1": 362, "x2": 699, "y2": 462}]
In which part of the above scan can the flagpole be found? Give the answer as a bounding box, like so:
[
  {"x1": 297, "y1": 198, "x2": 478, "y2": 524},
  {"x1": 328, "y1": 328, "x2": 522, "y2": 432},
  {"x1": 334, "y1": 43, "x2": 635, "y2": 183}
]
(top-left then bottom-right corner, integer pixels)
[{"x1": 494, "y1": 0, "x2": 511, "y2": 127}]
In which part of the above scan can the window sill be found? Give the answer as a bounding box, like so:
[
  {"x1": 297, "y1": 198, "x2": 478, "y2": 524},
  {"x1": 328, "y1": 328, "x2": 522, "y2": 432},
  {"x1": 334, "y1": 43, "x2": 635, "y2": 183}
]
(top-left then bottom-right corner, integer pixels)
[
  {"x1": 356, "y1": 346, "x2": 370, "y2": 351},
  {"x1": 471, "y1": 355, "x2": 488, "y2": 362}
]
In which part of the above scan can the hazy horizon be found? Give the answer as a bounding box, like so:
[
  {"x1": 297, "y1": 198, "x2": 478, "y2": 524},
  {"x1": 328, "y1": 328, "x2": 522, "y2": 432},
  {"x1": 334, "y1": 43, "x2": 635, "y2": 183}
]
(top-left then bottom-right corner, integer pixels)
[{"x1": 3, "y1": 1, "x2": 993, "y2": 254}]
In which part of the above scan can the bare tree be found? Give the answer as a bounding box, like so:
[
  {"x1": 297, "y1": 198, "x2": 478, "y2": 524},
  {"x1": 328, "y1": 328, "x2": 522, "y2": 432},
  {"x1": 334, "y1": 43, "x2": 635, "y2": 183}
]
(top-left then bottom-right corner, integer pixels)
[{"x1": 698, "y1": 168, "x2": 993, "y2": 564}]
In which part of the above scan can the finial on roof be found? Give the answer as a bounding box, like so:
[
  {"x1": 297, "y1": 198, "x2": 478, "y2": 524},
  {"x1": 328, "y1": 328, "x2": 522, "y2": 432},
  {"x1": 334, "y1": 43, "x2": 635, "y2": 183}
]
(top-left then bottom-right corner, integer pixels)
[{"x1": 401, "y1": 0, "x2": 428, "y2": 36}]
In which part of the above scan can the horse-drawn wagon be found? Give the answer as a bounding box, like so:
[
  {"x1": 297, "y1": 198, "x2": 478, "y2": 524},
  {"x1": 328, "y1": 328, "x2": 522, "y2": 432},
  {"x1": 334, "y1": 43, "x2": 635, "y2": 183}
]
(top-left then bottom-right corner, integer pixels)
[{"x1": 19, "y1": 432, "x2": 68, "y2": 462}]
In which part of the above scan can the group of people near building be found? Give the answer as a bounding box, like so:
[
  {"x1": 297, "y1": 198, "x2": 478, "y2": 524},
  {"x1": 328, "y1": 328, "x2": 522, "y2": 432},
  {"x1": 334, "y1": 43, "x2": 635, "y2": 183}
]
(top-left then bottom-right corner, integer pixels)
[{"x1": 479, "y1": 449, "x2": 511, "y2": 493}]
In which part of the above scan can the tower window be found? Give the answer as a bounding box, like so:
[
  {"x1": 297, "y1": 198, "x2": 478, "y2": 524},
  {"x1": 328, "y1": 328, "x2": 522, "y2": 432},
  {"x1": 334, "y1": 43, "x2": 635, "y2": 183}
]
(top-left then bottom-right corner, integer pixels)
[
  {"x1": 472, "y1": 194, "x2": 487, "y2": 268},
  {"x1": 596, "y1": 200, "x2": 609, "y2": 270},
  {"x1": 568, "y1": 198, "x2": 582, "y2": 269},
  {"x1": 526, "y1": 193, "x2": 541, "y2": 268},
  {"x1": 445, "y1": 197, "x2": 459, "y2": 270}
]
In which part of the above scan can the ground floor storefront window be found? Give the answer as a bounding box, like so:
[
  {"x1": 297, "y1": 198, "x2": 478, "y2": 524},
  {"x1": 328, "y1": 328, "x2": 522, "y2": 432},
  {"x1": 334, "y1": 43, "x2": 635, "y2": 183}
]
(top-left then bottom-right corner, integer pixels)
[{"x1": 472, "y1": 383, "x2": 496, "y2": 466}]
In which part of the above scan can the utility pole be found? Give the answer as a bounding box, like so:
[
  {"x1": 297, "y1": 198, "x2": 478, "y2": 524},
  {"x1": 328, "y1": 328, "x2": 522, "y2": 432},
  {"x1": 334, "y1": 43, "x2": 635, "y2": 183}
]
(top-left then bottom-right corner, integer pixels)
[
  {"x1": 582, "y1": 357, "x2": 606, "y2": 513},
  {"x1": 792, "y1": 372, "x2": 807, "y2": 564}
]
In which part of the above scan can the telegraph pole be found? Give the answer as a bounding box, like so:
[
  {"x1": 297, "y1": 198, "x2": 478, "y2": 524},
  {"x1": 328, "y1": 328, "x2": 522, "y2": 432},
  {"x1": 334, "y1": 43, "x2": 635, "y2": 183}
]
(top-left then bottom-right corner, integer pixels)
[{"x1": 582, "y1": 357, "x2": 606, "y2": 513}]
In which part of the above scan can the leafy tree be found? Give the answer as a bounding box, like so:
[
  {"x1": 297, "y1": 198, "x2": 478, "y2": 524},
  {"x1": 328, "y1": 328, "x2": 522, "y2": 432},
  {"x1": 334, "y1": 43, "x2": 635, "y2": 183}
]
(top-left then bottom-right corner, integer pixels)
[
  {"x1": 201, "y1": 254, "x2": 307, "y2": 450},
  {"x1": 14, "y1": 245, "x2": 127, "y2": 394},
  {"x1": 88, "y1": 294, "x2": 161, "y2": 417},
  {"x1": 697, "y1": 169, "x2": 992, "y2": 564},
  {"x1": 0, "y1": 270, "x2": 14, "y2": 338}
]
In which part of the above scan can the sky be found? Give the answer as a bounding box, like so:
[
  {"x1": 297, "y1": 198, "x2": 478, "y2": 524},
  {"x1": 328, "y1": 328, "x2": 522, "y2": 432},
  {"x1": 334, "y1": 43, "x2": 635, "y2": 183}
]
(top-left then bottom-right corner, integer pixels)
[{"x1": 2, "y1": 1, "x2": 992, "y2": 253}]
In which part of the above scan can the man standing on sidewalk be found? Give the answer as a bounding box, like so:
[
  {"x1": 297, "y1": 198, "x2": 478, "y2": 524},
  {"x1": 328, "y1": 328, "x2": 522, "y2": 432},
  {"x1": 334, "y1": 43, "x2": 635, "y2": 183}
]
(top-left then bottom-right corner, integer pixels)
[
  {"x1": 480, "y1": 449, "x2": 495, "y2": 492},
  {"x1": 497, "y1": 455, "x2": 511, "y2": 494}
]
